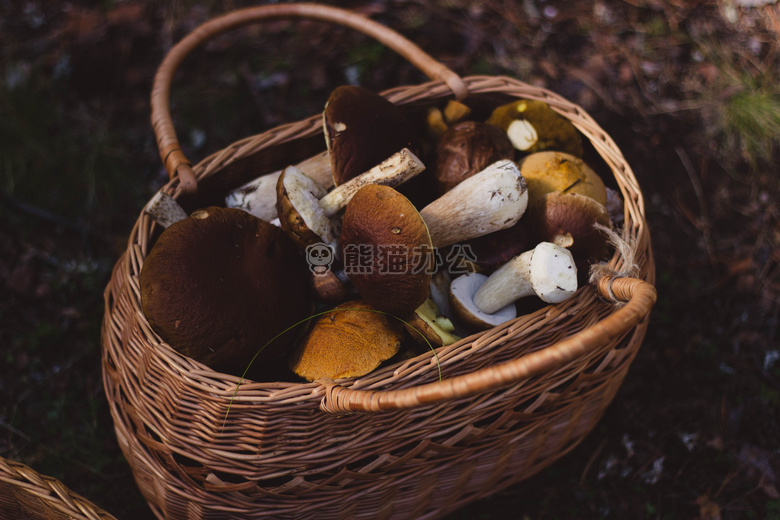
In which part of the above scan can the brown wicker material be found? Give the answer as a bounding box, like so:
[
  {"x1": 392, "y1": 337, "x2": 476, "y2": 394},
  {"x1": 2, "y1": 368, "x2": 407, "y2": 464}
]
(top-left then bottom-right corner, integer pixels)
[
  {"x1": 101, "y1": 4, "x2": 657, "y2": 519},
  {"x1": 0, "y1": 457, "x2": 117, "y2": 520}
]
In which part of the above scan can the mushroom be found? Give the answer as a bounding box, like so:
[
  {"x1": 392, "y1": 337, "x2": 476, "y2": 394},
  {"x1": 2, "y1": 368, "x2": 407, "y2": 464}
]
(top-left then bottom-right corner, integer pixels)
[
  {"x1": 485, "y1": 99, "x2": 583, "y2": 157},
  {"x1": 434, "y1": 121, "x2": 515, "y2": 194},
  {"x1": 139, "y1": 203, "x2": 312, "y2": 374},
  {"x1": 472, "y1": 241, "x2": 578, "y2": 314},
  {"x1": 404, "y1": 297, "x2": 460, "y2": 348},
  {"x1": 277, "y1": 164, "x2": 339, "y2": 252},
  {"x1": 288, "y1": 299, "x2": 404, "y2": 381},
  {"x1": 526, "y1": 191, "x2": 612, "y2": 278},
  {"x1": 425, "y1": 99, "x2": 473, "y2": 139},
  {"x1": 306, "y1": 269, "x2": 348, "y2": 306},
  {"x1": 276, "y1": 148, "x2": 426, "y2": 252},
  {"x1": 323, "y1": 85, "x2": 421, "y2": 186},
  {"x1": 448, "y1": 272, "x2": 517, "y2": 330},
  {"x1": 518, "y1": 151, "x2": 607, "y2": 208},
  {"x1": 225, "y1": 151, "x2": 332, "y2": 222},
  {"x1": 458, "y1": 220, "x2": 533, "y2": 271},
  {"x1": 339, "y1": 184, "x2": 434, "y2": 317},
  {"x1": 419, "y1": 159, "x2": 529, "y2": 248}
]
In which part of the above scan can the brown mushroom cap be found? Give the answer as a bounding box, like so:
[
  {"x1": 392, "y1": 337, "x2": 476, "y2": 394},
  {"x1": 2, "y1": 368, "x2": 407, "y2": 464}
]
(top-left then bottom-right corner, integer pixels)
[
  {"x1": 434, "y1": 121, "x2": 516, "y2": 194},
  {"x1": 288, "y1": 299, "x2": 404, "y2": 381},
  {"x1": 459, "y1": 220, "x2": 533, "y2": 271},
  {"x1": 485, "y1": 99, "x2": 583, "y2": 157},
  {"x1": 139, "y1": 206, "x2": 311, "y2": 373},
  {"x1": 527, "y1": 191, "x2": 612, "y2": 277},
  {"x1": 519, "y1": 151, "x2": 608, "y2": 208},
  {"x1": 339, "y1": 184, "x2": 433, "y2": 316},
  {"x1": 323, "y1": 85, "x2": 420, "y2": 186}
]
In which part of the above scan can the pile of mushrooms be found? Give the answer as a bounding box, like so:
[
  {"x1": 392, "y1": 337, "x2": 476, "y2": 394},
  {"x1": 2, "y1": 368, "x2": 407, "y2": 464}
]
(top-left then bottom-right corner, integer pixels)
[{"x1": 139, "y1": 86, "x2": 623, "y2": 382}]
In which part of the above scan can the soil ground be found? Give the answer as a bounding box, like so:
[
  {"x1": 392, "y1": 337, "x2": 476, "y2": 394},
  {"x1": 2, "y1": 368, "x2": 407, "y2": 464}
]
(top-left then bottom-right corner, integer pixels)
[{"x1": 1, "y1": 1, "x2": 778, "y2": 518}]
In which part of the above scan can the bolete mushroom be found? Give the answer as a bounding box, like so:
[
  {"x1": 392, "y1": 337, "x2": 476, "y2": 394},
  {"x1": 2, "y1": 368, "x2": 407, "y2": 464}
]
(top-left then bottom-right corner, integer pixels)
[
  {"x1": 526, "y1": 191, "x2": 612, "y2": 278},
  {"x1": 276, "y1": 148, "x2": 426, "y2": 253},
  {"x1": 288, "y1": 299, "x2": 404, "y2": 381},
  {"x1": 472, "y1": 241, "x2": 578, "y2": 314},
  {"x1": 404, "y1": 297, "x2": 460, "y2": 348},
  {"x1": 485, "y1": 99, "x2": 583, "y2": 157},
  {"x1": 434, "y1": 121, "x2": 516, "y2": 194},
  {"x1": 324, "y1": 85, "x2": 421, "y2": 186},
  {"x1": 139, "y1": 204, "x2": 312, "y2": 374},
  {"x1": 448, "y1": 272, "x2": 517, "y2": 330},
  {"x1": 339, "y1": 184, "x2": 434, "y2": 317},
  {"x1": 419, "y1": 159, "x2": 529, "y2": 248},
  {"x1": 225, "y1": 151, "x2": 332, "y2": 222},
  {"x1": 519, "y1": 151, "x2": 607, "y2": 208},
  {"x1": 425, "y1": 99, "x2": 473, "y2": 139}
]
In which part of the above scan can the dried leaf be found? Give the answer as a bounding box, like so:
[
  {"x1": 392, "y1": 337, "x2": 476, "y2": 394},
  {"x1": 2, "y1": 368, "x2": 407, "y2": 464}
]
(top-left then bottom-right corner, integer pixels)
[{"x1": 696, "y1": 495, "x2": 722, "y2": 520}]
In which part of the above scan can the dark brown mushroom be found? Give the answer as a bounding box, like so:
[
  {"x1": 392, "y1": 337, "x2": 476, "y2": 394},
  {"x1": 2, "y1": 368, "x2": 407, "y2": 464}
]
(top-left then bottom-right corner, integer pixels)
[
  {"x1": 139, "y1": 206, "x2": 312, "y2": 374},
  {"x1": 339, "y1": 184, "x2": 434, "y2": 317},
  {"x1": 526, "y1": 191, "x2": 612, "y2": 279},
  {"x1": 323, "y1": 85, "x2": 421, "y2": 186},
  {"x1": 434, "y1": 121, "x2": 516, "y2": 194}
]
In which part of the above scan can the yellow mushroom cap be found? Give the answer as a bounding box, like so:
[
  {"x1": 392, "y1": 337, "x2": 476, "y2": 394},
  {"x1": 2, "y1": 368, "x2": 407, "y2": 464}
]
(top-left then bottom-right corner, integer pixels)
[
  {"x1": 288, "y1": 300, "x2": 403, "y2": 381},
  {"x1": 518, "y1": 151, "x2": 607, "y2": 208}
]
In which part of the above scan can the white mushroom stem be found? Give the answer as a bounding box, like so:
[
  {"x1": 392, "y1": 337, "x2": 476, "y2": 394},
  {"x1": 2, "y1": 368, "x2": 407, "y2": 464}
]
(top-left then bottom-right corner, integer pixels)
[
  {"x1": 226, "y1": 150, "x2": 332, "y2": 221},
  {"x1": 318, "y1": 148, "x2": 425, "y2": 216},
  {"x1": 473, "y1": 242, "x2": 578, "y2": 314},
  {"x1": 419, "y1": 159, "x2": 528, "y2": 248},
  {"x1": 144, "y1": 192, "x2": 188, "y2": 229},
  {"x1": 449, "y1": 272, "x2": 517, "y2": 330}
]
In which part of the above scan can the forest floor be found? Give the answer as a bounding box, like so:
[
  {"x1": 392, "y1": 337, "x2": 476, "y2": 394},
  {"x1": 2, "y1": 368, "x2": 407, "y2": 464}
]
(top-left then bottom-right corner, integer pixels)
[{"x1": 1, "y1": 1, "x2": 779, "y2": 518}]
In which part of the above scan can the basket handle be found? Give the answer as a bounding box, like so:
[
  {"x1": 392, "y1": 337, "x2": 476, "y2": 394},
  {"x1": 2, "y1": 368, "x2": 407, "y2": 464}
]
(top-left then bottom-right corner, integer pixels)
[
  {"x1": 151, "y1": 3, "x2": 468, "y2": 195},
  {"x1": 319, "y1": 275, "x2": 656, "y2": 413}
]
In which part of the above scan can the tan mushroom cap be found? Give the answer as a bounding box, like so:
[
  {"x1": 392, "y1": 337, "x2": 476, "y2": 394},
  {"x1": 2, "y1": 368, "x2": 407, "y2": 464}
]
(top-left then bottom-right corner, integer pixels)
[
  {"x1": 139, "y1": 206, "x2": 311, "y2": 373},
  {"x1": 339, "y1": 184, "x2": 434, "y2": 317},
  {"x1": 519, "y1": 151, "x2": 607, "y2": 208},
  {"x1": 288, "y1": 300, "x2": 404, "y2": 381},
  {"x1": 323, "y1": 85, "x2": 420, "y2": 186}
]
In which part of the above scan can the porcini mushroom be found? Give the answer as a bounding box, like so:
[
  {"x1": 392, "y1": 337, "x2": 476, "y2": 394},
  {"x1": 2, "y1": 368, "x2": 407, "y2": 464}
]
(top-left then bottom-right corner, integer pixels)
[
  {"x1": 448, "y1": 272, "x2": 517, "y2": 330},
  {"x1": 288, "y1": 299, "x2": 404, "y2": 381},
  {"x1": 425, "y1": 99, "x2": 473, "y2": 139},
  {"x1": 527, "y1": 191, "x2": 612, "y2": 278},
  {"x1": 486, "y1": 99, "x2": 583, "y2": 157},
  {"x1": 339, "y1": 184, "x2": 434, "y2": 317},
  {"x1": 472, "y1": 241, "x2": 578, "y2": 315},
  {"x1": 404, "y1": 297, "x2": 460, "y2": 348},
  {"x1": 519, "y1": 151, "x2": 607, "y2": 208},
  {"x1": 139, "y1": 204, "x2": 312, "y2": 373},
  {"x1": 434, "y1": 121, "x2": 515, "y2": 194},
  {"x1": 323, "y1": 85, "x2": 421, "y2": 186},
  {"x1": 276, "y1": 148, "x2": 426, "y2": 252},
  {"x1": 225, "y1": 151, "x2": 332, "y2": 222},
  {"x1": 420, "y1": 159, "x2": 529, "y2": 248}
]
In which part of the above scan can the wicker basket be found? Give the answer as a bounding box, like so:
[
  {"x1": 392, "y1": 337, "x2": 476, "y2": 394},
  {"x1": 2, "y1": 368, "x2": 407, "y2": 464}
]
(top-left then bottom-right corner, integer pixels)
[
  {"x1": 101, "y1": 4, "x2": 656, "y2": 519},
  {"x1": 0, "y1": 456, "x2": 117, "y2": 520}
]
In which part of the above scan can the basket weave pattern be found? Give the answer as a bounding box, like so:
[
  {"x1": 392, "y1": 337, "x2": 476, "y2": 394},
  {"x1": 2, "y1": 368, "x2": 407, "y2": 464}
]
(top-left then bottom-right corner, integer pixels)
[
  {"x1": 101, "y1": 5, "x2": 656, "y2": 519},
  {"x1": 0, "y1": 457, "x2": 117, "y2": 520}
]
